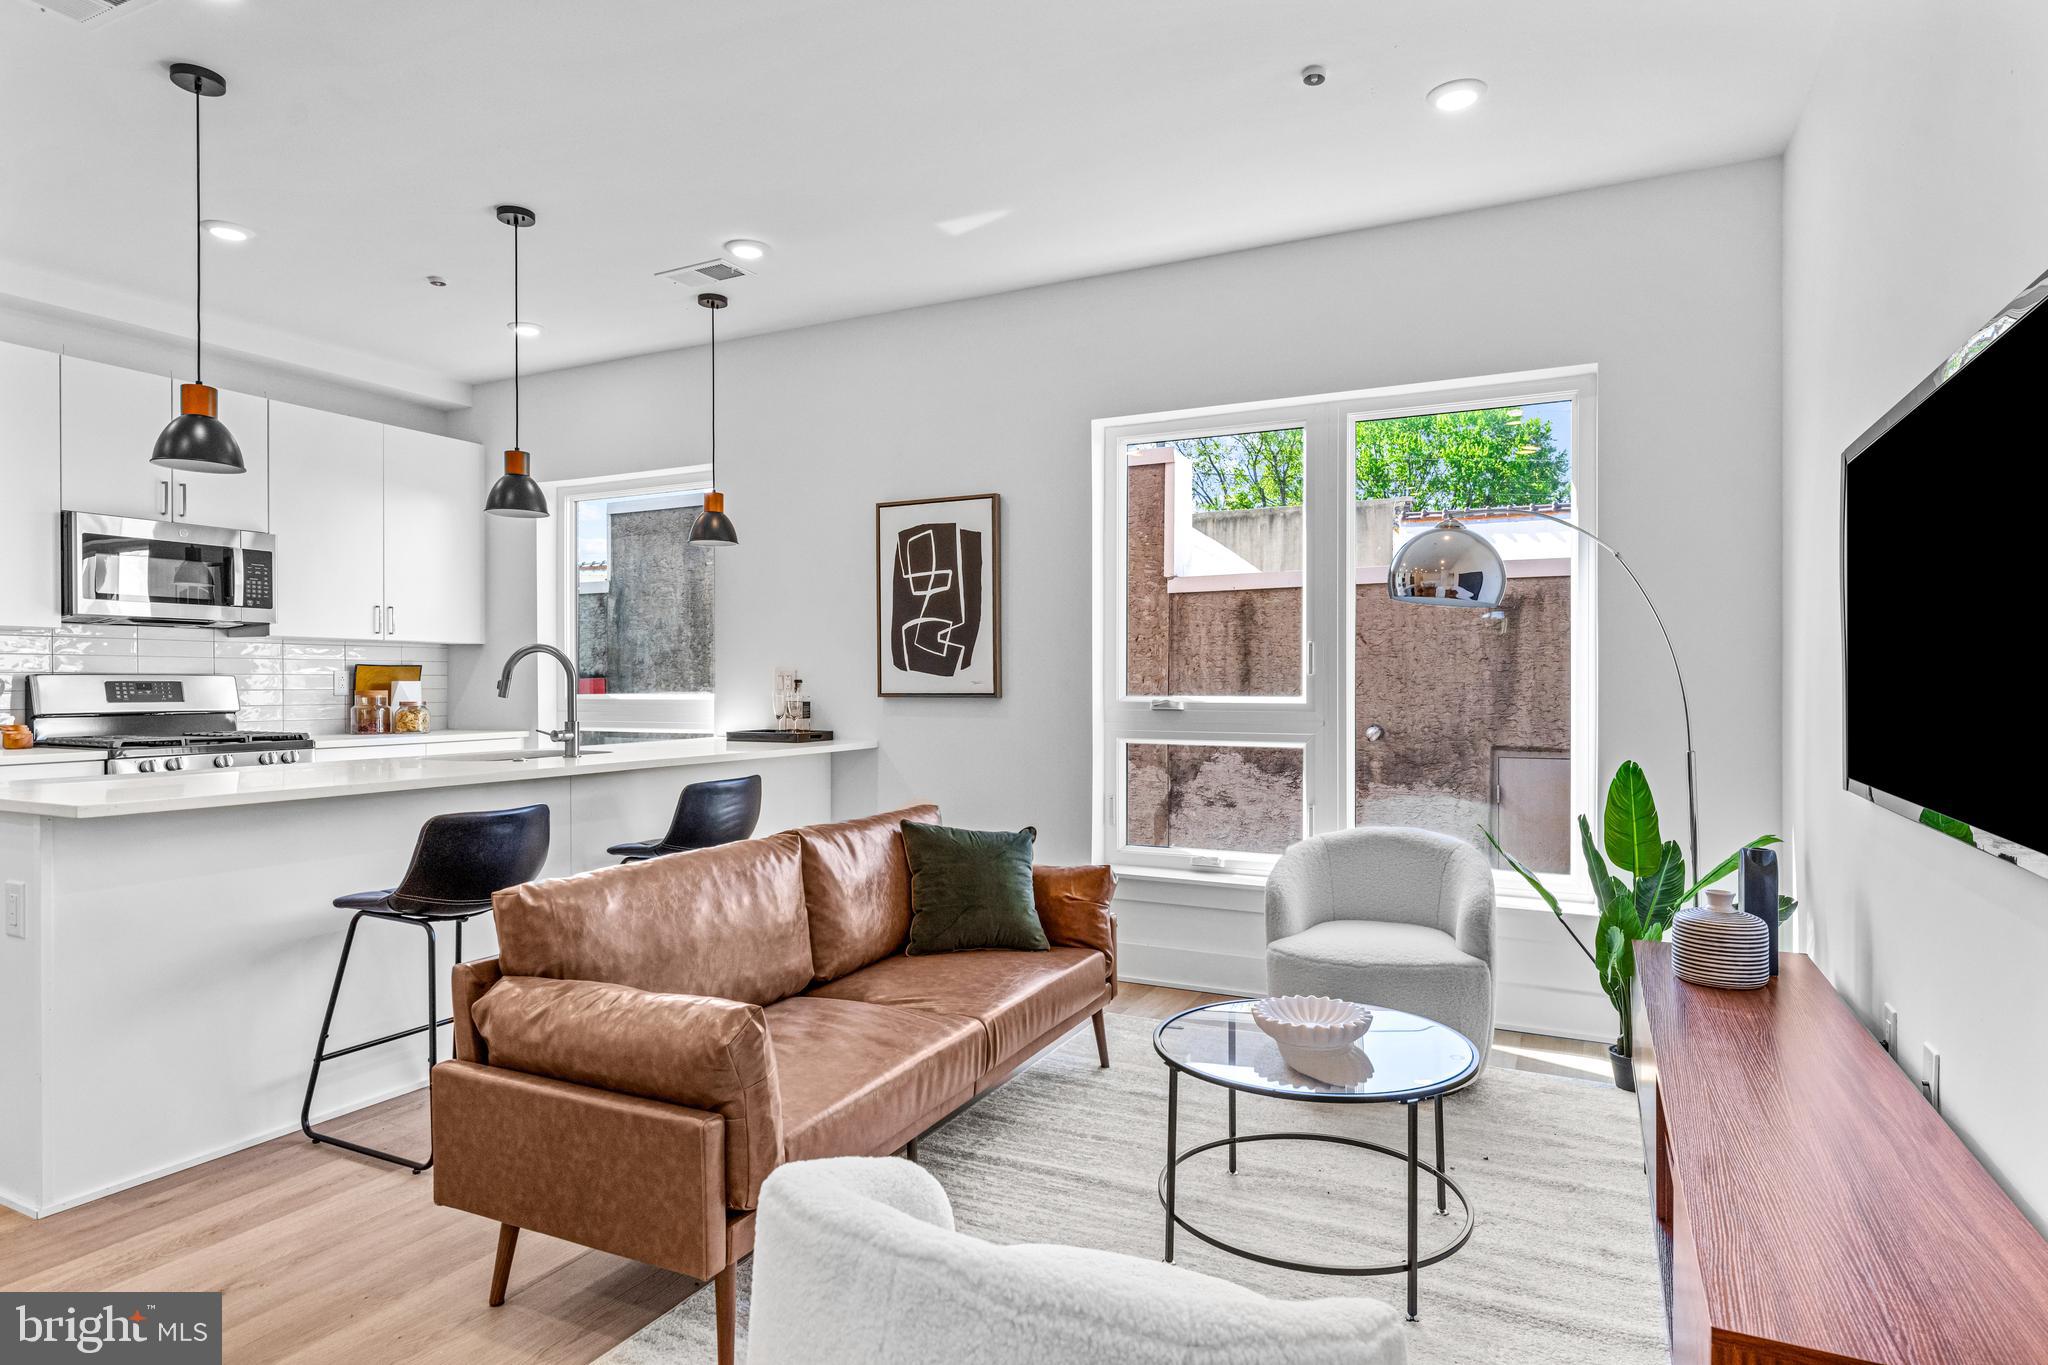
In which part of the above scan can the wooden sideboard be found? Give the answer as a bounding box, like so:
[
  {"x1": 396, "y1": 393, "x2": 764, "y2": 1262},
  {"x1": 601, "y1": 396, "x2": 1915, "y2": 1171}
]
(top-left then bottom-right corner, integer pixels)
[{"x1": 1635, "y1": 946, "x2": 2048, "y2": 1364}]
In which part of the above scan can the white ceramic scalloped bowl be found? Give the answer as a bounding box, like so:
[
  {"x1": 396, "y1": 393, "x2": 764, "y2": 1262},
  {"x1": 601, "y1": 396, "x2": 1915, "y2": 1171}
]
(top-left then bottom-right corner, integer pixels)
[{"x1": 1251, "y1": 995, "x2": 1373, "y2": 1051}]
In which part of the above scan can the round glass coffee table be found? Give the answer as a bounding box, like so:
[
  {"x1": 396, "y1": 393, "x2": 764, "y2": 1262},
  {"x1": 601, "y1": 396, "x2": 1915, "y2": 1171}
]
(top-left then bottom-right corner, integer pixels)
[{"x1": 1153, "y1": 998, "x2": 1480, "y2": 1321}]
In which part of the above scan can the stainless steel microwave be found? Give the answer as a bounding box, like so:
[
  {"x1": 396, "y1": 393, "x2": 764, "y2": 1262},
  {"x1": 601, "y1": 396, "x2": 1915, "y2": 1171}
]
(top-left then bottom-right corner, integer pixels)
[{"x1": 61, "y1": 512, "x2": 276, "y2": 628}]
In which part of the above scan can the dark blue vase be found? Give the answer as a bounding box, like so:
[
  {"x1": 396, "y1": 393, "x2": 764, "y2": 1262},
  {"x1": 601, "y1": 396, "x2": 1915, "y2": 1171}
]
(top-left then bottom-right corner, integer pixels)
[{"x1": 1740, "y1": 846, "x2": 1779, "y2": 976}]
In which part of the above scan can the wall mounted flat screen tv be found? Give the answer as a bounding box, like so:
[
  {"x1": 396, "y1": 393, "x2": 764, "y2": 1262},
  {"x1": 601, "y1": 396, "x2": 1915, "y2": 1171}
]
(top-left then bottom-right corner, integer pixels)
[{"x1": 1843, "y1": 268, "x2": 2048, "y2": 879}]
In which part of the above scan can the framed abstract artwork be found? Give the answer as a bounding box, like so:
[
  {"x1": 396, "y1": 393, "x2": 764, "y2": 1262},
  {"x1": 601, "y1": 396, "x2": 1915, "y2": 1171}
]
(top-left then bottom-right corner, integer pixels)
[{"x1": 875, "y1": 493, "x2": 1002, "y2": 697}]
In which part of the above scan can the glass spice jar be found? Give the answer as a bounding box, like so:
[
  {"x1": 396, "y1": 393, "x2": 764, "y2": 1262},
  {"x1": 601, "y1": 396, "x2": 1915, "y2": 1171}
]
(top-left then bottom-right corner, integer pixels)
[
  {"x1": 0, "y1": 714, "x2": 31, "y2": 750},
  {"x1": 351, "y1": 691, "x2": 391, "y2": 735},
  {"x1": 390, "y1": 680, "x2": 428, "y2": 734}
]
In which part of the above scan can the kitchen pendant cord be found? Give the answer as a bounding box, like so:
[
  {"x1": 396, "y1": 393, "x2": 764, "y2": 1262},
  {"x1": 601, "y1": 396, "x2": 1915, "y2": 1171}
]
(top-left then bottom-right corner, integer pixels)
[
  {"x1": 708, "y1": 303, "x2": 716, "y2": 486},
  {"x1": 192, "y1": 79, "x2": 204, "y2": 385},
  {"x1": 512, "y1": 218, "x2": 521, "y2": 452}
]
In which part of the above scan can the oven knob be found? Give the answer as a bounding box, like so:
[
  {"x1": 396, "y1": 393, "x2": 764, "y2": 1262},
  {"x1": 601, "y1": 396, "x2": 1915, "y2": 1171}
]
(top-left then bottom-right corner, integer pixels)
[
  {"x1": 214, "y1": 754, "x2": 234, "y2": 769},
  {"x1": 258, "y1": 751, "x2": 276, "y2": 765},
  {"x1": 165, "y1": 757, "x2": 185, "y2": 771},
  {"x1": 281, "y1": 751, "x2": 299, "y2": 764},
  {"x1": 137, "y1": 759, "x2": 157, "y2": 774}
]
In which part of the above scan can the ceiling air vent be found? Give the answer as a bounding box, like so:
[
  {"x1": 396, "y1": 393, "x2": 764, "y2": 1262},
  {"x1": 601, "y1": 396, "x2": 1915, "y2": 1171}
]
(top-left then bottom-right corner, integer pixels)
[
  {"x1": 20, "y1": 0, "x2": 164, "y2": 25},
  {"x1": 657, "y1": 257, "x2": 756, "y2": 287}
]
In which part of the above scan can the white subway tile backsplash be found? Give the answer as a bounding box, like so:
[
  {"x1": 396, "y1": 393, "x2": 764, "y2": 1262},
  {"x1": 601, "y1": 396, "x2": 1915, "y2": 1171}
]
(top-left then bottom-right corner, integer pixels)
[
  {"x1": 0, "y1": 626, "x2": 463, "y2": 728},
  {"x1": 283, "y1": 672, "x2": 344, "y2": 692},
  {"x1": 134, "y1": 637, "x2": 216, "y2": 658},
  {"x1": 51, "y1": 637, "x2": 137, "y2": 657}
]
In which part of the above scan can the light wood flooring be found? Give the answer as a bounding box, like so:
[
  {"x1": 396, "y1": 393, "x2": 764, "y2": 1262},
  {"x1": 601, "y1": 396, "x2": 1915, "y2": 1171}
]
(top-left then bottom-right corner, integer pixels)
[{"x1": 0, "y1": 983, "x2": 1606, "y2": 1364}]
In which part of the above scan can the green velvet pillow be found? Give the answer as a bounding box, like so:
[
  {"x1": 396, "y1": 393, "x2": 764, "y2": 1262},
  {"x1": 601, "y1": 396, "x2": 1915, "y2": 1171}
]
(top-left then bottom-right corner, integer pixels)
[{"x1": 901, "y1": 821, "x2": 1049, "y2": 955}]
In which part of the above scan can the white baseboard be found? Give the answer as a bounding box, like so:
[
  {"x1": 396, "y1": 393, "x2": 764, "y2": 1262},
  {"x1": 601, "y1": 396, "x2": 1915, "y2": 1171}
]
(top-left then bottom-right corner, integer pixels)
[{"x1": 18, "y1": 1077, "x2": 430, "y2": 1220}]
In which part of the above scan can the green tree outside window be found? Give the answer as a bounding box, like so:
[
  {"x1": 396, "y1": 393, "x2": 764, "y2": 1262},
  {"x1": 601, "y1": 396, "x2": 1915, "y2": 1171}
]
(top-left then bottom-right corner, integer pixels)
[{"x1": 1169, "y1": 407, "x2": 1570, "y2": 513}]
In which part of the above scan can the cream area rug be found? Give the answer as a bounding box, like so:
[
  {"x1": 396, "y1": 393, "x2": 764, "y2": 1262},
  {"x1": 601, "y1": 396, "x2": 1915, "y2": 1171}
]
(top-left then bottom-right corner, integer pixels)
[{"x1": 603, "y1": 1013, "x2": 1668, "y2": 1364}]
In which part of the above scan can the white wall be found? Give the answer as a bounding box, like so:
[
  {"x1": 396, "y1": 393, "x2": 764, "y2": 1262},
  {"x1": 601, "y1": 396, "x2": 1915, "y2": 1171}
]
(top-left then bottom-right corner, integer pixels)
[
  {"x1": 452, "y1": 161, "x2": 1785, "y2": 883},
  {"x1": 1782, "y1": 2, "x2": 2048, "y2": 1224},
  {"x1": 0, "y1": 299, "x2": 455, "y2": 433}
]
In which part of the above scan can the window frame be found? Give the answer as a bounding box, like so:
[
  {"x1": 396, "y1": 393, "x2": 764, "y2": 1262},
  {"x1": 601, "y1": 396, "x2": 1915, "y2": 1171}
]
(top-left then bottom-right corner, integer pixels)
[
  {"x1": 1092, "y1": 365, "x2": 1599, "y2": 905},
  {"x1": 534, "y1": 464, "x2": 717, "y2": 734}
]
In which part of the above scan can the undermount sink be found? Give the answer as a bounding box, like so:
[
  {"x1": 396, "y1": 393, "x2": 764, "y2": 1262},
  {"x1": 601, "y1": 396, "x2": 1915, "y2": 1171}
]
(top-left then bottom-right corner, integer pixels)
[{"x1": 422, "y1": 747, "x2": 611, "y2": 764}]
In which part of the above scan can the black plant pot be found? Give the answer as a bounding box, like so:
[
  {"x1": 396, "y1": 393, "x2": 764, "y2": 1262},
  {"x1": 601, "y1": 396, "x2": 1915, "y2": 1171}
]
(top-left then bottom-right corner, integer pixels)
[{"x1": 1609, "y1": 1044, "x2": 1637, "y2": 1093}]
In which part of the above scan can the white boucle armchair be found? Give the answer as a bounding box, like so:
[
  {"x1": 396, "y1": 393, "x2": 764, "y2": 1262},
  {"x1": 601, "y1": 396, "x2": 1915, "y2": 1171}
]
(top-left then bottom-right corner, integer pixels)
[
  {"x1": 1265, "y1": 827, "x2": 1496, "y2": 1070},
  {"x1": 745, "y1": 1157, "x2": 1405, "y2": 1365}
]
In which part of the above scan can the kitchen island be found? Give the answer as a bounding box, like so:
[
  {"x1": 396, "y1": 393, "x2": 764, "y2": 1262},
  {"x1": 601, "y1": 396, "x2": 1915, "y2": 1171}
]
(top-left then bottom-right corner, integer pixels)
[{"x1": 0, "y1": 737, "x2": 874, "y2": 1216}]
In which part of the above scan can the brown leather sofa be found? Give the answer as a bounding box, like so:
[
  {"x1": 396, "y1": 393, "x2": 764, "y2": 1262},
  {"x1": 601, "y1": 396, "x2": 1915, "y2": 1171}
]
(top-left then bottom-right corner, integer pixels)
[{"x1": 431, "y1": 803, "x2": 1117, "y2": 1364}]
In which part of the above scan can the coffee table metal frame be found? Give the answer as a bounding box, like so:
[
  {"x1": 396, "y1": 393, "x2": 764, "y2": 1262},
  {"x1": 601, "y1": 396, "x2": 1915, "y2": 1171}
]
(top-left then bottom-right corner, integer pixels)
[{"x1": 1152, "y1": 1000, "x2": 1479, "y2": 1321}]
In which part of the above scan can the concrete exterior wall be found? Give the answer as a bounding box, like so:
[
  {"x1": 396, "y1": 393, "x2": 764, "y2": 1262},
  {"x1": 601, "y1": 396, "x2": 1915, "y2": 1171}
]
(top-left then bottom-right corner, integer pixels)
[
  {"x1": 1191, "y1": 499, "x2": 1403, "y2": 573},
  {"x1": 1125, "y1": 464, "x2": 1570, "y2": 863},
  {"x1": 576, "y1": 506, "x2": 715, "y2": 693}
]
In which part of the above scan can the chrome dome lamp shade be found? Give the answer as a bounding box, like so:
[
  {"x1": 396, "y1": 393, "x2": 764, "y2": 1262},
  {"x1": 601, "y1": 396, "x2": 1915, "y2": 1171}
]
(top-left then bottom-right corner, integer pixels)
[
  {"x1": 689, "y1": 292, "x2": 738, "y2": 545},
  {"x1": 1386, "y1": 516, "x2": 1505, "y2": 608},
  {"x1": 485, "y1": 205, "x2": 549, "y2": 518},
  {"x1": 152, "y1": 63, "x2": 243, "y2": 475}
]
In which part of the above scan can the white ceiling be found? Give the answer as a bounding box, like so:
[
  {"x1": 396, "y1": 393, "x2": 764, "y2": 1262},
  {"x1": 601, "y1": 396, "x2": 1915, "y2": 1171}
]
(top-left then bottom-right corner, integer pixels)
[{"x1": 0, "y1": 0, "x2": 1840, "y2": 406}]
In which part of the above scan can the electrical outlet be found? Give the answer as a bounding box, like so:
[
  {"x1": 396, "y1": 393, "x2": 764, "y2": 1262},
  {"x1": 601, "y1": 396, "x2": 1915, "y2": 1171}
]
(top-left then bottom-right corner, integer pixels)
[
  {"x1": 1881, "y1": 1004, "x2": 1898, "y2": 1055},
  {"x1": 4, "y1": 881, "x2": 24, "y2": 939},
  {"x1": 1921, "y1": 1043, "x2": 1941, "y2": 1113}
]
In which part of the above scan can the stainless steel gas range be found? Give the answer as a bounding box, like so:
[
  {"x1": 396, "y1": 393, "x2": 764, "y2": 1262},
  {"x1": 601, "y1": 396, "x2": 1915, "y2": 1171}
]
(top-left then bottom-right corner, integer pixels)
[{"x1": 25, "y1": 674, "x2": 316, "y2": 775}]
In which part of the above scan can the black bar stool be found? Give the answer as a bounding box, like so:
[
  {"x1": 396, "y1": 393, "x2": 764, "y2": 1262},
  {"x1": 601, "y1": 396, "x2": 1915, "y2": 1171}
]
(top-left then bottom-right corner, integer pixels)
[
  {"x1": 606, "y1": 774, "x2": 762, "y2": 863},
  {"x1": 301, "y1": 803, "x2": 550, "y2": 1171}
]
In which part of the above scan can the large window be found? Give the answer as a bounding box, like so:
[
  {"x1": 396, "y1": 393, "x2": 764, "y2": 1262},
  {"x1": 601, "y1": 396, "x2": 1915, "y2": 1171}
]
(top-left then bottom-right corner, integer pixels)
[
  {"x1": 543, "y1": 468, "x2": 717, "y2": 734},
  {"x1": 1098, "y1": 369, "x2": 1596, "y2": 890}
]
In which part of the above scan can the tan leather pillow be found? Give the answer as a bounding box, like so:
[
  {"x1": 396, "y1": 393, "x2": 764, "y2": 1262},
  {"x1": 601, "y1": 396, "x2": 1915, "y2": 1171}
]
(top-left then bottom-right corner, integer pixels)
[
  {"x1": 493, "y1": 830, "x2": 813, "y2": 1005},
  {"x1": 473, "y1": 975, "x2": 783, "y2": 1209},
  {"x1": 798, "y1": 804, "x2": 941, "y2": 981}
]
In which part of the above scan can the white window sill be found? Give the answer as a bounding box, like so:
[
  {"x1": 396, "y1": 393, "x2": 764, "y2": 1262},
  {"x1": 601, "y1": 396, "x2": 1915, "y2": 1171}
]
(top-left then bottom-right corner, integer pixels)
[{"x1": 1112, "y1": 860, "x2": 1597, "y2": 917}]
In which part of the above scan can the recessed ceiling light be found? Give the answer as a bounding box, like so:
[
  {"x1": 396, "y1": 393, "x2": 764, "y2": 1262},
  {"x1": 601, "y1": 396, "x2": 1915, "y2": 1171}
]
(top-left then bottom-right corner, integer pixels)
[
  {"x1": 202, "y1": 219, "x2": 253, "y2": 242},
  {"x1": 1427, "y1": 78, "x2": 1487, "y2": 113},
  {"x1": 507, "y1": 320, "x2": 542, "y2": 338},
  {"x1": 723, "y1": 239, "x2": 768, "y2": 261}
]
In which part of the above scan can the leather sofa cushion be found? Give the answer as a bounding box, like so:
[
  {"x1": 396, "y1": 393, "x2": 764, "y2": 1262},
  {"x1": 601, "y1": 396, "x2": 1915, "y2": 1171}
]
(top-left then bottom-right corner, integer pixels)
[
  {"x1": 765, "y1": 997, "x2": 982, "y2": 1163},
  {"x1": 807, "y1": 947, "x2": 1110, "y2": 1072},
  {"x1": 493, "y1": 829, "x2": 814, "y2": 1005},
  {"x1": 1031, "y1": 865, "x2": 1118, "y2": 965},
  {"x1": 472, "y1": 975, "x2": 783, "y2": 1209},
  {"x1": 798, "y1": 804, "x2": 941, "y2": 982}
]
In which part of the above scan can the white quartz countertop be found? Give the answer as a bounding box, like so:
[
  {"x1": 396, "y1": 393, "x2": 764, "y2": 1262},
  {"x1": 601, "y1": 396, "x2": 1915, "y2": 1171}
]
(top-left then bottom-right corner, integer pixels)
[
  {"x1": 0, "y1": 737, "x2": 874, "y2": 819},
  {"x1": 313, "y1": 729, "x2": 530, "y2": 749}
]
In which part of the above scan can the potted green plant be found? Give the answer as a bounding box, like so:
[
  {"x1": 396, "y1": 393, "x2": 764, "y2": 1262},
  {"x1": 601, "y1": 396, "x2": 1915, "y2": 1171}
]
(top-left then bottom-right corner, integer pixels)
[{"x1": 1484, "y1": 760, "x2": 1796, "y2": 1091}]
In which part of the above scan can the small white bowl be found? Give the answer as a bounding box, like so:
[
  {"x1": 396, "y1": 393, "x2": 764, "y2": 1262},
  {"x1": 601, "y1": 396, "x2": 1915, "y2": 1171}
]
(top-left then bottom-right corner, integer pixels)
[{"x1": 1251, "y1": 995, "x2": 1373, "y2": 1052}]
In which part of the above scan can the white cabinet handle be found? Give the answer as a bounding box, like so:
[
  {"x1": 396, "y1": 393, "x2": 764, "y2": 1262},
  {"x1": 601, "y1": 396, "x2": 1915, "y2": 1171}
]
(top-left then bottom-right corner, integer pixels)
[
  {"x1": 386, "y1": 605, "x2": 396, "y2": 638},
  {"x1": 178, "y1": 482, "x2": 188, "y2": 518},
  {"x1": 159, "y1": 480, "x2": 171, "y2": 516},
  {"x1": 371, "y1": 605, "x2": 382, "y2": 636}
]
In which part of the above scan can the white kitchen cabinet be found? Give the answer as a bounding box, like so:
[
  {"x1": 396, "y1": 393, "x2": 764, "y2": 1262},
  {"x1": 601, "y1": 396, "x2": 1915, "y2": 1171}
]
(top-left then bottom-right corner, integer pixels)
[
  {"x1": 268, "y1": 401, "x2": 386, "y2": 641},
  {"x1": 58, "y1": 355, "x2": 269, "y2": 531},
  {"x1": 0, "y1": 341, "x2": 61, "y2": 629},
  {"x1": 380, "y1": 426, "x2": 485, "y2": 644},
  {"x1": 269, "y1": 406, "x2": 487, "y2": 645},
  {"x1": 58, "y1": 355, "x2": 174, "y2": 521},
  {"x1": 170, "y1": 384, "x2": 270, "y2": 532}
]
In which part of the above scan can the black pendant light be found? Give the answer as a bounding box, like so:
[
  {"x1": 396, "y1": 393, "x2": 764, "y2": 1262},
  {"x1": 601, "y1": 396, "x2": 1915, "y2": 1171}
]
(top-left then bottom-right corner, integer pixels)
[
  {"x1": 151, "y1": 63, "x2": 244, "y2": 474},
  {"x1": 689, "y1": 292, "x2": 738, "y2": 545},
  {"x1": 484, "y1": 205, "x2": 550, "y2": 518}
]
